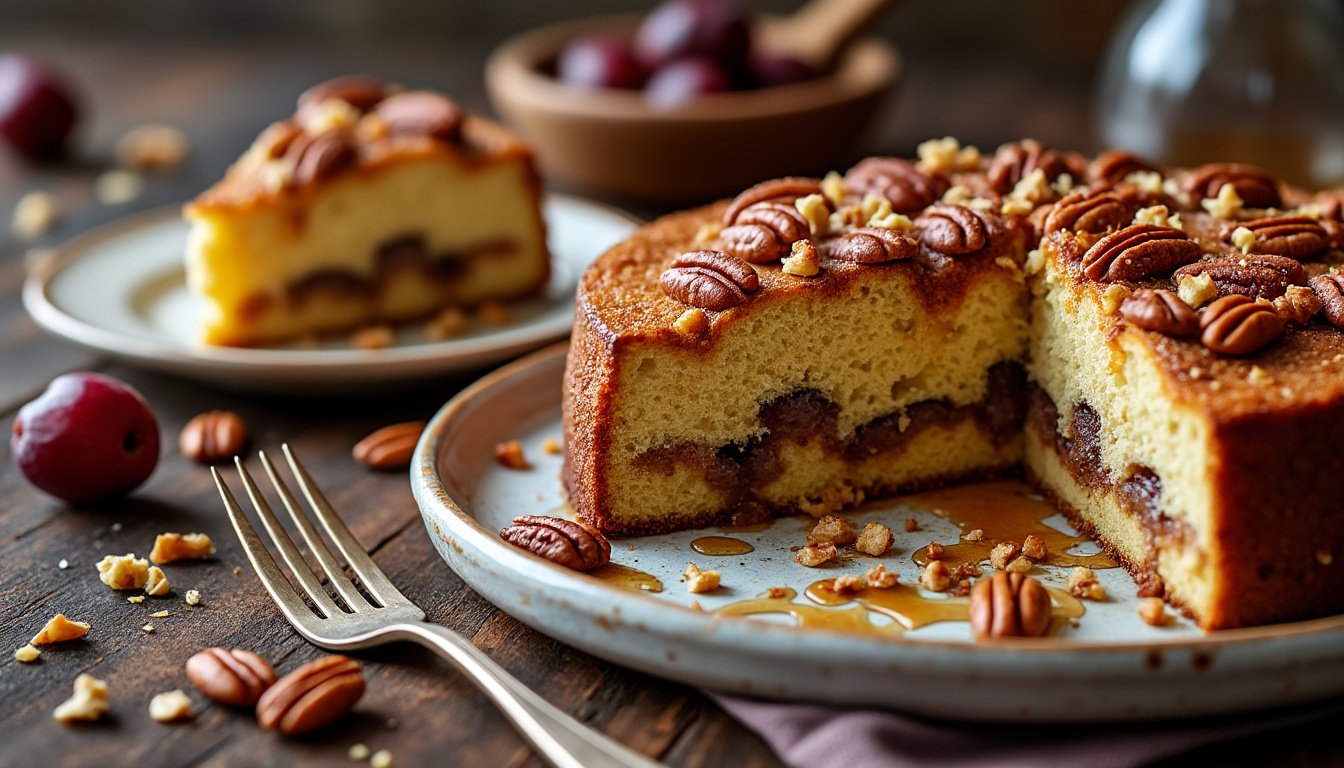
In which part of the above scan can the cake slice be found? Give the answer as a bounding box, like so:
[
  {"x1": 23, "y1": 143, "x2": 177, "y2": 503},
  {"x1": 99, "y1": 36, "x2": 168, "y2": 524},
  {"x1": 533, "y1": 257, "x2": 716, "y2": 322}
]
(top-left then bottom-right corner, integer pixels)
[{"x1": 184, "y1": 77, "x2": 549, "y2": 346}]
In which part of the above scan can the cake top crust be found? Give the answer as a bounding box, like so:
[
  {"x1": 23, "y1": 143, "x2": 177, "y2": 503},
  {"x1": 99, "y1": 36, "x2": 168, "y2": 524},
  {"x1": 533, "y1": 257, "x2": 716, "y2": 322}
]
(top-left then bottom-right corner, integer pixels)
[{"x1": 187, "y1": 76, "x2": 532, "y2": 214}]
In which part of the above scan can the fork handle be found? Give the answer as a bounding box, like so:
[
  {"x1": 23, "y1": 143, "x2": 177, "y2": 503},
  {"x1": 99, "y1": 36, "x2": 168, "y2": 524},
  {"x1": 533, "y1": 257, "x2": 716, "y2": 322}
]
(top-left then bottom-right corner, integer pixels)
[{"x1": 394, "y1": 622, "x2": 665, "y2": 768}]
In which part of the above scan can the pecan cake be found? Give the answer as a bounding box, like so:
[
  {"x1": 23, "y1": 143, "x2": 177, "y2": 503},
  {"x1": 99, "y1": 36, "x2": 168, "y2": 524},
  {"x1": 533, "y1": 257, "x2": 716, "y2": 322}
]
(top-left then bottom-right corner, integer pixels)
[
  {"x1": 184, "y1": 77, "x2": 549, "y2": 346},
  {"x1": 564, "y1": 137, "x2": 1344, "y2": 629}
]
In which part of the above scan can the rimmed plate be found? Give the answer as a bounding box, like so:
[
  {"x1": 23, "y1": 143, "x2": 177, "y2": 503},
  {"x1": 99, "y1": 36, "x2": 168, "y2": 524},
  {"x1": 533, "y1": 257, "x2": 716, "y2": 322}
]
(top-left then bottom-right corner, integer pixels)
[
  {"x1": 22, "y1": 194, "x2": 639, "y2": 391},
  {"x1": 411, "y1": 342, "x2": 1344, "y2": 722}
]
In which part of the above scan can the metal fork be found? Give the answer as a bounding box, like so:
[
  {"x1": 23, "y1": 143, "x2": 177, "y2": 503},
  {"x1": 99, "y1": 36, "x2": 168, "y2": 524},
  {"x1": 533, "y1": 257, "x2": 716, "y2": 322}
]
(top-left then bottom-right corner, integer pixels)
[{"x1": 212, "y1": 445, "x2": 662, "y2": 768}]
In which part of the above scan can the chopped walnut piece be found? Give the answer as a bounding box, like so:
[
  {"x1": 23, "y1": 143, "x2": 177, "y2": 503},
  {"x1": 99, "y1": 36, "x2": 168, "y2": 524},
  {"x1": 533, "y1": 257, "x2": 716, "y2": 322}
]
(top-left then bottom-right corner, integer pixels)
[
  {"x1": 371, "y1": 750, "x2": 393, "y2": 768},
  {"x1": 127, "y1": 596, "x2": 145, "y2": 604},
  {"x1": 904, "y1": 517, "x2": 920, "y2": 533},
  {"x1": 150, "y1": 532, "x2": 216, "y2": 564},
  {"x1": 820, "y1": 172, "x2": 846, "y2": 207},
  {"x1": 142, "y1": 624, "x2": 155, "y2": 633},
  {"x1": 31, "y1": 613, "x2": 90, "y2": 645},
  {"x1": 854, "y1": 522, "x2": 893, "y2": 556},
  {"x1": 952, "y1": 562, "x2": 983, "y2": 581},
  {"x1": 795, "y1": 193, "x2": 831, "y2": 236},
  {"x1": 14, "y1": 644, "x2": 40, "y2": 663},
  {"x1": 12, "y1": 191, "x2": 57, "y2": 240},
  {"x1": 1000, "y1": 197, "x2": 1035, "y2": 217},
  {"x1": 1005, "y1": 556, "x2": 1034, "y2": 574},
  {"x1": 350, "y1": 744, "x2": 372, "y2": 761},
  {"x1": 95, "y1": 170, "x2": 145, "y2": 205},
  {"x1": 809, "y1": 515, "x2": 856, "y2": 545},
  {"x1": 477, "y1": 302, "x2": 511, "y2": 326},
  {"x1": 920, "y1": 560, "x2": 952, "y2": 592},
  {"x1": 782, "y1": 240, "x2": 820, "y2": 277},
  {"x1": 149, "y1": 610, "x2": 169, "y2": 619},
  {"x1": 1201, "y1": 182, "x2": 1244, "y2": 220},
  {"x1": 865, "y1": 564, "x2": 899, "y2": 589},
  {"x1": 1177, "y1": 273, "x2": 1218, "y2": 309},
  {"x1": 832, "y1": 574, "x2": 866, "y2": 595},
  {"x1": 541, "y1": 437, "x2": 562, "y2": 455},
  {"x1": 494, "y1": 440, "x2": 530, "y2": 470},
  {"x1": 1126, "y1": 170, "x2": 1165, "y2": 196},
  {"x1": 673, "y1": 307, "x2": 710, "y2": 334},
  {"x1": 1274, "y1": 284, "x2": 1322, "y2": 327},
  {"x1": 765, "y1": 586, "x2": 790, "y2": 599},
  {"x1": 351, "y1": 325, "x2": 395, "y2": 350},
  {"x1": 963, "y1": 528, "x2": 984, "y2": 542},
  {"x1": 683, "y1": 563, "x2": 721, "y2": 593},
  {"x1": 989, "y1": 541, "x2": 1019, "y2": 571},
  {"x1": 1138, "y1": 597, "x2": 1171, "y2": 626},
  {"x1": 149, "y1": 689, "x2": 194, "y2": 723},
  {"x1": 116, "y1": 123, "x2": 190, "y2": 170},
  {"x1": 1021, "y1": 535, "x2": 1047, "y2": 561},
  {"x1": 1231, "y1": 225, "x2": 1255, "y2": 253},
  {"x1": 426, "y1": 307, "x2": 467, "y2": 340},
  {"x1": 795, "y1": 542, "x2": 838, "y2": 567},
  {"x1": 1134, "y1": 204, "x2": 1171, "y2": 228},
  {"x1": 1008, "y1": 168, "x2": 1054, "y2": 206},
  {"x1": 97, "y1": 553, "x2": 149, "y2": 590},
  {"x1": 145, "y1": 566, "x2": 171, "y2": 597},
  {"x1": 53, "y1": 674, "x2": 110, "y2": 723},
  {"x1": 185, "y1": 590, "x2": 202, "y2": 606},
  {"x1": 1066, "y1": 567, "x2": 1108, "y2": 601}
]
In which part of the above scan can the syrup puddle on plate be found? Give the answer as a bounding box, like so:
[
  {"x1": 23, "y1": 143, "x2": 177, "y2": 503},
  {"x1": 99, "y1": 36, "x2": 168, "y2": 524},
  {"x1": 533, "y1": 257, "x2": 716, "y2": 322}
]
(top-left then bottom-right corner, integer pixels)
[
  {"x1": 590, "y1": 563, "x2": 663, "y2": 593},
  {"x1": 690, "y1": 536, "x2": 754, "y2": 556}
]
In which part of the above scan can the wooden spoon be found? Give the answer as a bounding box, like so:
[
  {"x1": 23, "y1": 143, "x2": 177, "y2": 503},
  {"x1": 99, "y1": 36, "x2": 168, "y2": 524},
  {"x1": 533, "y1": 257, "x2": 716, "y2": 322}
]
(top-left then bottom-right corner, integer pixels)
[{"x1": 759, "y1": 0, "x2": 897, "y2": 72}]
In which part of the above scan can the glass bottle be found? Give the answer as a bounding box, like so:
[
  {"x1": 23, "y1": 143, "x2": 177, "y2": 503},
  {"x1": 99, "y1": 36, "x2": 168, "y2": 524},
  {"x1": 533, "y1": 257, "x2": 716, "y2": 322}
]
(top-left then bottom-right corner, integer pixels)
[{"x1": 1095, "y1": 0, "x2": 1344, "y2": 189}]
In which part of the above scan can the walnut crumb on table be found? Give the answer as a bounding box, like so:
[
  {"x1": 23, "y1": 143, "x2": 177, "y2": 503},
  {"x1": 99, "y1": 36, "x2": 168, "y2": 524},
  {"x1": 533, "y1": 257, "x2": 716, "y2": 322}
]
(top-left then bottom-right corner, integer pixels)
[
  {"x1": 1021, "y1": 534, "x2": 1047, "y2": 561},
  {"x1": 795, "y1": 542, "x2": 838, "y2": 567},
  {"x1": 963, "y1": 528, "x2": 983, "y2": 542},
  {"x1": 371, "y1": 749, "x2": 393, "y2": 768},
  {"x1": 493, "y1": 440, "x2": 529, "y2": 470},
  {"x1": 53, "y1": 674, "x2": 109, "y2": 723},
  {"x1": 32, "y1": 613, "x2": 90, "y2": 645},
  {"x1": 1139, "y1": 597, "x2": 1170, "y2": 626},
  {"x1": 989, "y1": 541, "x2": 1019, "y2": 570},
  {"x1": 809, "y1": 515, "x2": 856, "y2": 545},
  {"x1": 149, "y1": 689, "x2": 193, "y2": 723},
  {"x1": 145, "y1": 566, "x2": 170, "y2": 596},
  {"x1": 127, "y1": 595, "x2": 145, "y2": 604},
  {"x1": 920, "y1": 561, "x2": 951, "y2": 592},
  {"x1": 765, "y1": 587, "x2": 790, "y2": 599},
  {"x1": 14, "y1": 644, "x2": 40, "y2": 663},
  {"x1": 683, "y1": 563, "x2": 720, "y2": 593},
  {"x1": 832, "y1": 574, "x2": 865, "y2": 595},
  {"x1": 185, "y1": 589, "x2": 202, "y2": 606},
  {"x1": 351, "y1": 325, "x2": 395, "y2": 350},
  {"x1": 866, "y1": 564, "x2": 898, "y2": 589},
  {"x1": 854, "y1": 522, "x2": 893, "y2": 556},
  {"x1": 12, "y1": 191, "x2": 57, "y2": 240},
  {"x1": 926, "y1": 541, "x2": 946, "y2": 560},
  {"x1": 96, "y1": 553, "x2": 149, "y2": 590},
  {"x1": 151, "y1": 532, "x2": 216, "y2": 564},
  {"x1": 904, "y1": 517, "x2": 920, "y2": 533},
  {"x1": 1067, "y1": 567, "x2": 1107, "y2": 601},
  {"x1": 349, "y1": 744, "x2": 371, "y2": 761}
]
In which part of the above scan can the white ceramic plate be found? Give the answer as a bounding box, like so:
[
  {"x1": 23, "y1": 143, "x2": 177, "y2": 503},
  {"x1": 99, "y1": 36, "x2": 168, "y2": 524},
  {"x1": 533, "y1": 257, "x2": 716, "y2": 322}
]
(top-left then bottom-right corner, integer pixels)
[
  {"x1": 22, "y1": 195, "x2": 639, "y2": 392},
  {"x1": 411, "y1": 342, "x2": 1344, "y2": 722}
]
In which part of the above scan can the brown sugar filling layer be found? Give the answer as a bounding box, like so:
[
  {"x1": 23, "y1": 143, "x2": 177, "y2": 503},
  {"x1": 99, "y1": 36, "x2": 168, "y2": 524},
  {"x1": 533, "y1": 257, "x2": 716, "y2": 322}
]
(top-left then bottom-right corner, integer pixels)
[
  {"x1": 1025, "y1": 384, "x2": 1195, "y2": 597},
  {"x1": 633, "y1": 361, "x2": 1027, "y2": 514}
]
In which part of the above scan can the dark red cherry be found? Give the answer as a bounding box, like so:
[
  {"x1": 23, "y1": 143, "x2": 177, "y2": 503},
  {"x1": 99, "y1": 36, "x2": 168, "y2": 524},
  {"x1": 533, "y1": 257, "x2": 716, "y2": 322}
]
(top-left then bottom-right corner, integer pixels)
[
  {"x1": 557, "y1": 36, "x2": 646, "y2": 90},
  {"x1": 634, "y1": 0, "x2": 751, "y2": 72},
  {"x1": 644, "y1": 56, "x2": 732, "y2": 108},
  {"x1": 0, "y1": 55, "x2": 79, "y2": 161}
]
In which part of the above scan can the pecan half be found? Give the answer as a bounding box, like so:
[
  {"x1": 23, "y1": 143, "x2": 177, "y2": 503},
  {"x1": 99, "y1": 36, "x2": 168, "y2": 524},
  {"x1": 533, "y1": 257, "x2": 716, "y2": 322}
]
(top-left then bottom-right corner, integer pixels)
[
  {"x1": 969, "y1": 572, "x2": 1052, "y2": 640},
  {"x1": 1315, "y1": 190, "x2": 1344, "y2": 221},
  {"x1": 372, "y1": 91, "x2": 463, "y2": 142},
  {"x1": 1223, "y1": 216, "x2": 1329, "y2": 260},
  {"x1": 1088, "y1": 149, "x2": 1159, "y2": 187},
  {"x1": 1184, "y1": 163, "x2": 1281, "y2": 208},
  {"x1": 499, "y1": 515, "x2": 611, "y2": 571},
  {"x1": 284, "y1": 129, "x2": 356, "y2": 186},
  {"x1": 986, "y1": 139, "x2": 1075, "y2": 194},
  {"x1": 179, "y1": 410, "x2": 247, "y2": 464},
  {"x1": 844, "y1": 157, "x2": 948, "y2": 213},
  {"x1": 1043, "y1": 191, "x2": 1134, "y2": 235},
  {"x1": 353, "y1": 421, "x2": 426, "y2": 470},
  {"x1": 823, "y1": 227, "x2": 917, "y2": 264},
  {"x1": 913, "y1": 205, "x2": 990, "y2": 255},
  {"x1": 1200, "y1": 294, "x2": 1285, "y2": 356},
  {"x1": 1173, "y1": 254, "x2": 1306, "y2": 300},
  {"x1": 296, "y1": 76, "x2": 386, "y2": 116},
  {"x1": 723, "y1": 177, "x2": 822, "y2": 225},
  {"x1": 660, "y1": 250, "x2": 760, "y2": 310},
  {"x1": 1310, "y1": 273, "x2": 1344, "y2": 329},
  {"x1": 186, "y1": 648, "x2": 277, "y2": 707},
  {"x1": 719, "y1": 202, "x2": 811, "y2": 263},
  {"x1": 1119, "y1": 289, "x2": 1199, "y2": 337},
  {"x1": 1081, "y1": 224, "x2": 1202, "y2": 282},
  {"x1": 257, "y1": 655, "x2": 365, "y2": 736}
]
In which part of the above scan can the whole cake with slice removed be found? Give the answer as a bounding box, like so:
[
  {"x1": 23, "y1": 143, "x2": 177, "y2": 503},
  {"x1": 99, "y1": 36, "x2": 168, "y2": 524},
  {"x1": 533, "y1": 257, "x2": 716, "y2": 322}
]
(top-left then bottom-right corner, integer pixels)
[
  {"x1": 563, "y1": 137, "x2": 1344, "y2": 629},
  {"x1": 184, "y1": 77, "x2": 549, "y2": 346}
]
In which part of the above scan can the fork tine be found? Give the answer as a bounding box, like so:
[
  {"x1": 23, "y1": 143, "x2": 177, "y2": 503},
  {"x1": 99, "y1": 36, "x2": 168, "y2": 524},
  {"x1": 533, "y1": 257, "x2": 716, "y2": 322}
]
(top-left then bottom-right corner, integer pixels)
[
  {"x1": 281, "y1": 444, "x2": 408, "y2": 608},
  {"x1": 231, "y1": 456, "x2": 346, "y2": 618},
  {"x1": 258, "y1": 450, "x2": 371, "y2": 611},
  {"x1": 212, "y1": 466, "x2": 333, "y2": 627}
]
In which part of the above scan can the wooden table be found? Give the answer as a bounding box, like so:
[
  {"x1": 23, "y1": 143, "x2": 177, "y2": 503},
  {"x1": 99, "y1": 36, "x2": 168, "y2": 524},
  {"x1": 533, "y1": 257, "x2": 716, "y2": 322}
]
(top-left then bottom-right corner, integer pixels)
[{"x1": 2, "y1": 33, "x2": 1341, "y2": 768}]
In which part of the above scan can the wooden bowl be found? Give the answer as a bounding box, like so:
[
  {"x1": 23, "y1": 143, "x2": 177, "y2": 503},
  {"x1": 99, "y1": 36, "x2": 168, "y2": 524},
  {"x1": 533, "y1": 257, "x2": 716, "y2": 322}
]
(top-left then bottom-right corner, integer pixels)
[{"x1": 485, "y1": 15, "x2": 902, "y2": 204}]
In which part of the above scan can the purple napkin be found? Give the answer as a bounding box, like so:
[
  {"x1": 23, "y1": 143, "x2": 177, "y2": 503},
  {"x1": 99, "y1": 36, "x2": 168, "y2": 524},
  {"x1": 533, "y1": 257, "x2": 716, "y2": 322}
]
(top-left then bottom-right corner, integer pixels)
[{"x1": 711, "y1": 693, "x2": 1344, "y2": 768}]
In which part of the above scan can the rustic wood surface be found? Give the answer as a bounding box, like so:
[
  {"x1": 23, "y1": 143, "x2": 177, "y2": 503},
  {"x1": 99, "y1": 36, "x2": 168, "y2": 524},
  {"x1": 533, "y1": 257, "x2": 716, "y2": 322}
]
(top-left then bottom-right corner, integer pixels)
[{"x1": 2, "y1": 30, "x2": 1342, "y2": 768}]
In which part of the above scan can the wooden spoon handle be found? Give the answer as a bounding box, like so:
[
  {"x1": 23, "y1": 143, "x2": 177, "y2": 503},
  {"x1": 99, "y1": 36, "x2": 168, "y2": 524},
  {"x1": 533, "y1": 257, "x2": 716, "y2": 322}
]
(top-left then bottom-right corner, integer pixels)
[{"x1": 767, "y1": 0, "x2": 896, "y2": 70}]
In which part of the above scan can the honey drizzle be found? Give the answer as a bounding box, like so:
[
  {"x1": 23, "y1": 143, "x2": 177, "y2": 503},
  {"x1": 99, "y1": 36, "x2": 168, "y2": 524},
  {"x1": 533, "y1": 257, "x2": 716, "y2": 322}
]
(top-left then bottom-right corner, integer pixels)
[
  {"x1": 713, "y1": 588, "x2": 898, "y2": 637},
  {"x1": 690, "y1": 536, "x2": 755, "y2": 556},
  {"x1": 907, "y1": 481, "x2": 1117, "y2": 571},
  {"x1": 589, "y1": 563, "x2": 663, "y2": 593}
]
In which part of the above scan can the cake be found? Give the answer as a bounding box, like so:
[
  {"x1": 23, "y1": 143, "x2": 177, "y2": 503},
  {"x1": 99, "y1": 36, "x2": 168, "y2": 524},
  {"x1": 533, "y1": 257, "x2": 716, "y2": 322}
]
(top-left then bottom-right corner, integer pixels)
[
  {"x1": 563, "y1": 137, "x2": 1344, "y2": 629},
  {"x1": 184, "y1": 77, "x2": 549, "y2": 346}
]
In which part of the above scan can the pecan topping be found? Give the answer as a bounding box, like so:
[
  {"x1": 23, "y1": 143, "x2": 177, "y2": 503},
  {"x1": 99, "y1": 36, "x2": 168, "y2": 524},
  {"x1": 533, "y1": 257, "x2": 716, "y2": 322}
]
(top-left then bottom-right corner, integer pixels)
[
  {"x1": 844, "y1": 157, "x2": 948, "y2": 213},
  {"x1": 1173, "y1": 254, "x2": 1306, "y2": 300},
  {"x1": 297, "y1": 76, "x2": 386, "y2": 116},
  {"x1": 723, "y1": 177, "x2": 822, "y2": 225},
  {"x1": 284, "y1": 129, "x2": 356, "y2": 186},
  {"x1": 372, "y1": 91, "x2": 463, "y2": 142},
  {"x1": 499, "y1": 515, "x2": 611, "y2": 571},
  {"x1": 1119, "y1": 289, "x2": 1199, "y2": 337},
  {"x1": 1222, "y1": 216, "x2": 1329, "y2": 260},
  {"x1": 1310, "y1": 274, "x2": 1344, "y2": 329},
  {"x1": 1043, "y1": 191, "x2": 1134, "y2": 235},
  {"x1": 1200, "y1": 294, "x2": 1285, "y2": 356},
  {"x1": 186, "y1": 648, "x2": 277, "y2": 707},
  {"x1": 912, "y1": 205, "x2": 990, "y2": 254},
  {"x1": 1315, "y1": 190, "x2": 1344, "y2": 221},
  {"x1": 1081, "y1": 224, "x2": 1202, "y2": 282},
  {"x1": 179, "y1": 411, "x2": 247, "y2": 464},
  {"x1": 257, "y1": 655, "x2": 365, "y2": 736},
  {"x1": 823, "y1": 227, "x2": 917, "y2": 264},
  {"x1": 660, "y1": 250, "x2": 759, "y2": 310},
  {"x1": 969, "y1": 572, "x2": 1052, "y2": 640},
  {"x1": 1088, "y1": 149, "x2": 1159, "y2": 187},
  {"x1": 353, "y1": 421, "x2": 426, "y2": 470},
  {"x1": 986, "y1": 139, "x2": 1074, "y2": 195},
  {"x1": 1184, "y1": 162, "x2": 1281, "y2": 209},
  {"x1": 719, "y1": 202, "x2": 811, "y2": 263}
]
